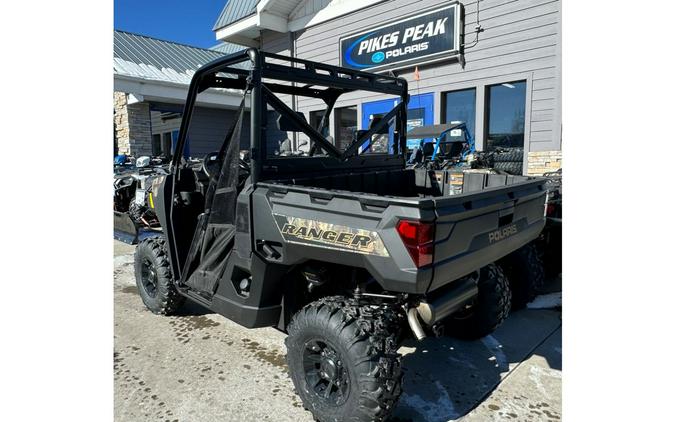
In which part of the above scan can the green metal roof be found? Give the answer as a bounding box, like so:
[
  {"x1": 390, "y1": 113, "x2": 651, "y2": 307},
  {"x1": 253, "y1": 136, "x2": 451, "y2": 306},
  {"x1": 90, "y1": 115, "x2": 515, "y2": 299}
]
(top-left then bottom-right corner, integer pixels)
[
  {"x1": 114, "y1": 30, "x2": 226, "y2": 84},
  {"x1": 209, "y1": 42, "x2": 246, "y2": 55},
  {"x1": 213, "y1": 0, "x2": 259, "y2": 31}
]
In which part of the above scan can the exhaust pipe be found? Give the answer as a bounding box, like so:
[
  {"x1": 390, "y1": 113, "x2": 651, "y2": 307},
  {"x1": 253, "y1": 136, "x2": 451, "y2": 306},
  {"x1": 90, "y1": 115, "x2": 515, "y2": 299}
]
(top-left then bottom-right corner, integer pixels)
[
  {"x1": 405, "y1": 277, "x2": 479, "y2": 340},
  {"x1": 414, "y1": 276, "x2": 479, "y2": 329},
  {"x1": 407, "y1": 308, "x2": 427, "y2": 340}
]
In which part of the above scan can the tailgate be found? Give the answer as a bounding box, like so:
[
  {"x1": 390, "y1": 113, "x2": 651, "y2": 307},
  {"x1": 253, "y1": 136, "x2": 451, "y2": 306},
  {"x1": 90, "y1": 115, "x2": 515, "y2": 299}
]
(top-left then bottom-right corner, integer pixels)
[{"x1": 429, "y1": 178, "x2": 546, "y2": 292}]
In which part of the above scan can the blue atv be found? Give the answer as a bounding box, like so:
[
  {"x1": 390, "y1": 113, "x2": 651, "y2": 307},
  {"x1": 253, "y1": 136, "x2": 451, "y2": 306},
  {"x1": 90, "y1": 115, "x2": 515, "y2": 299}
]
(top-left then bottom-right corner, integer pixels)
[{"x1": 406, "y1": 122, "x2": 476, "y2": 170}]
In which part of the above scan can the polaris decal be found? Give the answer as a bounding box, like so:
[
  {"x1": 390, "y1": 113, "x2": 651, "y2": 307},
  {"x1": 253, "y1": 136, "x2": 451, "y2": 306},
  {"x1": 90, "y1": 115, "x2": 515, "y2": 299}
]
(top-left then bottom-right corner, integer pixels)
[
  {"x1": 466, "y1": 219, "x2": 528, "y2": 252},
  {"x1": 339, "y1": 4, "x2": 461, "y2": 71},
  {"x1": 488, "y1": 224, "x2": 518, "y2": 244},
  {"x1": 274, "y1": 215, "x2": 389, "y2": 257}
]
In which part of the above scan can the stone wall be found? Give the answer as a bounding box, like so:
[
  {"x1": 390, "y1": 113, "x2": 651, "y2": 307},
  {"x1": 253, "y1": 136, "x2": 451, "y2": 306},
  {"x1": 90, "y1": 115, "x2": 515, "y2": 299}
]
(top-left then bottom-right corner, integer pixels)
[
  {"x1": 527, "y1": 150, "x2": 562, "y2": 176},
  {"x1": 113, "y1": 92, "x2": 129, "y2": 155},
  {"x1": 113, "y1": 91, "x2": 152, "y2": 156}
]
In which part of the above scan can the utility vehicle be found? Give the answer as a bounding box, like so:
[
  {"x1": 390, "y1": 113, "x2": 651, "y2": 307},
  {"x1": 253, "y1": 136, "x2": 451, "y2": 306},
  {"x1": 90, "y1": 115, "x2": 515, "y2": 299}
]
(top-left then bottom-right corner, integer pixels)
[{"x1": 133, "y1": 49, "x2": 547, "y2": 422}]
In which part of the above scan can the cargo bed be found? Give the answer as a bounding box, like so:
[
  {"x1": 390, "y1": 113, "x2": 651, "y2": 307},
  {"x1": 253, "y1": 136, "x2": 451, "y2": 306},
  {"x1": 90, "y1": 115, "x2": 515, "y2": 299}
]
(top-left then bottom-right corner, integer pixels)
[{"x1": 259, "y1": 168, "x2": 547, "y2": 294}]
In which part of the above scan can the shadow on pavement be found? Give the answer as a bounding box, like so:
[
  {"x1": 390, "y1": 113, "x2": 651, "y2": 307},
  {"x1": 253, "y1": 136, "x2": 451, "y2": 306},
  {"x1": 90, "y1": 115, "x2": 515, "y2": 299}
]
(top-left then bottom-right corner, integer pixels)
[
  {"x1": 174, "y1": 299, "x2": 214, "y2": 317},
  {"x1": 390, "y1": 309, "x2": 562, "y2": 422}
]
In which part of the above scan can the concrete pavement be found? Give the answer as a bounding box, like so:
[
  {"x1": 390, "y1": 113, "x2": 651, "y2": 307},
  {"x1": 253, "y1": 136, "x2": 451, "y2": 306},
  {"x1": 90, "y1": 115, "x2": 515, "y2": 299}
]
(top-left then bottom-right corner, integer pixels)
[{"x1": 114, "y1": 240, "x2": 561, "y2": 421}]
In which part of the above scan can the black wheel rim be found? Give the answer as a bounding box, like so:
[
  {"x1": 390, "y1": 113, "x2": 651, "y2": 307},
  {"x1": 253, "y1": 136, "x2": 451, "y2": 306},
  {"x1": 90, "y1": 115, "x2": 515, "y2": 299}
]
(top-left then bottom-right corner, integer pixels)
[
  {"x1": 302, "y1": 339, "x2": 350, "y2": 406},
  {"x1": 140, "y1": 258, "x2": 158, "y2": 298}
]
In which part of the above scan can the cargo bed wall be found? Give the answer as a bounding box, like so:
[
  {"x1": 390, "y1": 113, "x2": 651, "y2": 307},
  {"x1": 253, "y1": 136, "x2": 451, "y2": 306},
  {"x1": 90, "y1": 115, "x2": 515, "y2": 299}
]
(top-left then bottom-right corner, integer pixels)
[
  {"x1": 275, "y1": 168, "x2": 420, "y2": 197},
  {"x1": 415, "y1": 169, "x2": 533, "y2": 197},
  {"x1": 276, "y1": 168, "x2": 535, "y2": 199}
]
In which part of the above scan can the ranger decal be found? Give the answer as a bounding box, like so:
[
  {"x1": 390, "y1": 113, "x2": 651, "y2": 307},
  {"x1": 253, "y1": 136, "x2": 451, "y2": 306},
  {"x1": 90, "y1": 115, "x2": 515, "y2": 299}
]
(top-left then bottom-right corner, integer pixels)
[{"x1": 274, "y1": 215, "x2": 389, "y2": 257}]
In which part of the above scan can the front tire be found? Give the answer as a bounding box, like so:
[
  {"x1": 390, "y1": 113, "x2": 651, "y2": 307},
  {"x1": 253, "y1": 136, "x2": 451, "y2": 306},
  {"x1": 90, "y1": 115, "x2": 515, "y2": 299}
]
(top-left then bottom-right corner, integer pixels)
[
  {"x1": 285, "y1": 297, "x2": 402, "y2": 422},
  {"x1": 134, "y1": 237, "x2": 185, "y2": 315},
  {"x1": 443, "y1": 264, "x2": 511, "y2": 340}
]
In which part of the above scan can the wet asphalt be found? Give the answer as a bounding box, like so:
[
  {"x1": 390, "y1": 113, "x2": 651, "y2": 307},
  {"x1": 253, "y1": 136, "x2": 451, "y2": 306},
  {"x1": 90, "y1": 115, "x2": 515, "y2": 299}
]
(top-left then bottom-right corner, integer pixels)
[{"x1": 114, "y1": 240, "x2": 561, "y2": 421}]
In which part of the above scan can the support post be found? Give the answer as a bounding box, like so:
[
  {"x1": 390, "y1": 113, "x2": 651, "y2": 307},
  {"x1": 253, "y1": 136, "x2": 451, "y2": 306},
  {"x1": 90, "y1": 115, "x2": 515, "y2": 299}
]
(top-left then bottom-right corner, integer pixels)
[{"x1": 249, "y1": 50, "x2": 263, "y2": 184}]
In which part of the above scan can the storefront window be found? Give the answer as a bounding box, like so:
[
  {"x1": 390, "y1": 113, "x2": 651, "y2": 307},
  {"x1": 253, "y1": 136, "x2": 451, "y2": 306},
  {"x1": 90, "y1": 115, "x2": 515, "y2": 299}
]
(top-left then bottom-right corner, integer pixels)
[
  {"x1": 486, "y1": 81, "x2": 526, "y2": 150},
  {"x1": 334, "y1": 106, "x2": 357, "y2": 151},
  {"x1": 405, "y1": 107, "x2": 425, "y2": 150},
  {"x1": 443, "y1": 88, "x2": 476, "y2": 137}
]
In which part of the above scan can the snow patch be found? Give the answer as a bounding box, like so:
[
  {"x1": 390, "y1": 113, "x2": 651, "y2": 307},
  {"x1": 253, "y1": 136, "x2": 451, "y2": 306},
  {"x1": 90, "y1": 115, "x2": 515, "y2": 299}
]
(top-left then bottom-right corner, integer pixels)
[
  {"x1": 481, "y1": 335, "x2": 508, "y2": 369},
  {"x1": 401, "y1": 380, "x2": 458, "y2": 422},
  {"x1": 114, "y1": 254, "x2": 134, "y2": 266},
  {"x1": 527, "y1": 292, "x2": 562, "y2": 309}
]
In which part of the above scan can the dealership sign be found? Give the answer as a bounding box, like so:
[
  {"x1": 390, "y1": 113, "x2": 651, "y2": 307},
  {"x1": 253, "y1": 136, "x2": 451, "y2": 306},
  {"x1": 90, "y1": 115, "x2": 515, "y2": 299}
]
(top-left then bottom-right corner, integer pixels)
[{"x1": 339, "y1": 3, "x2": 462, "y2": 71}]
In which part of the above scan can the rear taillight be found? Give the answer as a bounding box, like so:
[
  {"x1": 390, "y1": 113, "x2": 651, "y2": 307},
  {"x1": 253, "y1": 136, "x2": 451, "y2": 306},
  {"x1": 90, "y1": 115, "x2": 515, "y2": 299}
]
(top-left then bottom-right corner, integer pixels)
[
  {"x1": 545, "y1": 203, "x2": 556, "y2": 216},
  {"x1": 396, "y1": 220, "x2": 434, "y2": 268}
]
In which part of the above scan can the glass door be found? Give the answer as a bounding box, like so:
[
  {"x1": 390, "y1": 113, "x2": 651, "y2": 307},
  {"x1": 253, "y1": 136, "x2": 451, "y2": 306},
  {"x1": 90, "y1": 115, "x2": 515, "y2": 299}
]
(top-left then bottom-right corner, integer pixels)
[
  {"x1": 361, "y1": 93, "x2": 434, "y2": 153},
  {"x1": 361, "y1": 98, "x2": 395, "y2": 154}
]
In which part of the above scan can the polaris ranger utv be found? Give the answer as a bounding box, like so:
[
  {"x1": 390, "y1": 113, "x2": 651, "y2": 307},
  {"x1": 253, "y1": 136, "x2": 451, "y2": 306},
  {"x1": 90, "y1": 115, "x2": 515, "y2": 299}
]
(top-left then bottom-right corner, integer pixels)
[{"x1": 133, "y1": 49, "x2": 547, "y2": 422}]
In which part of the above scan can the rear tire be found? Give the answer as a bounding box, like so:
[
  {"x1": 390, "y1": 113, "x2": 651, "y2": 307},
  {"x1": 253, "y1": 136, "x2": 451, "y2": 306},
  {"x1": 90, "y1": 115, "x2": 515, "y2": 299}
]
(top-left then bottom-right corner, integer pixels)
[
  {"x1": 443, "y1": 264, "x2": 511, "y2": 340},
  {"x1": 498, "y1": 242, "x2": 545, "y2": 309},
  {"x1": 493, "y1": 160, "x2": 523, "y2": 175},
  {"x1": 492, "y1": 148, "x2": 524, "y2": 162},
  {"x1": 134, "y1": 237, "x2": 185, "y2": 315},
  {"x1": 285, "y1": 296, "x2": 403, "y2": 422}
]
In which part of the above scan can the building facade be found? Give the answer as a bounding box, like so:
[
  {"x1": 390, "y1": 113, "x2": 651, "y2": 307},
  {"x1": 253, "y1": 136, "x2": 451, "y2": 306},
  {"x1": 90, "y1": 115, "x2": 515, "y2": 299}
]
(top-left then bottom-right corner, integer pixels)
[
  {"x1": 113, "y1": 30, "x2": 249, "y2": 159},
  {"x1": 213, "y1": 0, "x2": 562, "y2": 175}
]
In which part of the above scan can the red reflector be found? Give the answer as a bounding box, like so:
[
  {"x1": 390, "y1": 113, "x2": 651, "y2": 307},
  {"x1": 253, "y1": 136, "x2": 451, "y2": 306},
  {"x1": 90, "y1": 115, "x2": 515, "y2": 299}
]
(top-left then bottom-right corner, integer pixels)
[
  {"x1": 418, "y1": 244, "x2": 433, "y2": 267},
  {"x1": 545, "y1": 203, "x2": 556, "y2": 216},
  {"x1": 396, "y1": 220, "x2": 434, "y2": 268}
]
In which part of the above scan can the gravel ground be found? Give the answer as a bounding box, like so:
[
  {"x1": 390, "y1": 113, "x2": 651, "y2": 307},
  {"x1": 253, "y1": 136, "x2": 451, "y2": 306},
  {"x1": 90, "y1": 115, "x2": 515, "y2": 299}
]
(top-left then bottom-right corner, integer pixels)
[{"x1": 114, "y1": 240, "x2": 561, "y2": 421}]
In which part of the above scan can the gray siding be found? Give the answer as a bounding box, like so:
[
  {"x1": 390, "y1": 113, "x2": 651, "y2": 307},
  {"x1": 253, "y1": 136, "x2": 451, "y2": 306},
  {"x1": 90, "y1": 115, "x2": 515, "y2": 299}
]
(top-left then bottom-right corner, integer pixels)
[
  {"x1": 189, "y1": 107, "x2": 251, "y2": 157},
  {"x1": 151, "y1": 107, "x2": 251, "y2": 158},
  {"x1": 261, "y1": 0, "x2": 562, "y2": 153},
  {"x1": 150, "y1": 111, "x2": 181, "y2": 136}
]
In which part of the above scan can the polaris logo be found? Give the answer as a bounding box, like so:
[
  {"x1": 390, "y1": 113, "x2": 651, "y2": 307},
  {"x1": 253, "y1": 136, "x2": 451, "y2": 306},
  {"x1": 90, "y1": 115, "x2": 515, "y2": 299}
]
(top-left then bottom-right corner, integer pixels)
[
  {"x1": 488, "y1": 224, "x2": 518, "y2": 244},
  {"x1": 340, "y1": 4, "x2": 460, "y2": 71}
]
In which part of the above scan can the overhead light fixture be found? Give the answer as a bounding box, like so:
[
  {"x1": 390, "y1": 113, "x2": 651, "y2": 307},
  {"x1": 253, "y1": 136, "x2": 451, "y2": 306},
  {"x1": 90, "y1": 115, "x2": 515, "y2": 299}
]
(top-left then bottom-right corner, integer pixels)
[{"x1": 501, "y1": 83, "x2": 515, "y2": 89}]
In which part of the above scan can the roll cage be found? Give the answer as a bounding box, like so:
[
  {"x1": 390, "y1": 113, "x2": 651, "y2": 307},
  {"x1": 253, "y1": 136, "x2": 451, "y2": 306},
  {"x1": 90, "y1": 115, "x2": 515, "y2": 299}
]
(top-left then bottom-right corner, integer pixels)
[{"x1": 170, "y1": 48, "x2": 410, "y2": 183}]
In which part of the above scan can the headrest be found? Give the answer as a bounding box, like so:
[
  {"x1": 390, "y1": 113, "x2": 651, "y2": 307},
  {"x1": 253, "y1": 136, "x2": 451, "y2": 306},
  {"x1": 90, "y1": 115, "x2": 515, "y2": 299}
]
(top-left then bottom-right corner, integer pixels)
[
  {"x1": 276, "y1": 112, "x2": 308, "y2": 132},
  {"x1": 368, "y1": 116, "x2": 390, "y2": 134},
  {"x1": 422, "y1": 142, "x2": 435, "y2": 156}
]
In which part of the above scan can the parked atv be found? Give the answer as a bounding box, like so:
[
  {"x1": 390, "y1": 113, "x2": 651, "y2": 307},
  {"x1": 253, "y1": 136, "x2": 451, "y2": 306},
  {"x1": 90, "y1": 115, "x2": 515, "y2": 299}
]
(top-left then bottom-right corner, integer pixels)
[
  {"x1": 132, "y1": 49, "x2": 548, "y2": 421},
  {"x1": 113, "y1": 163, "x2": 168, "y2": 243}
]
